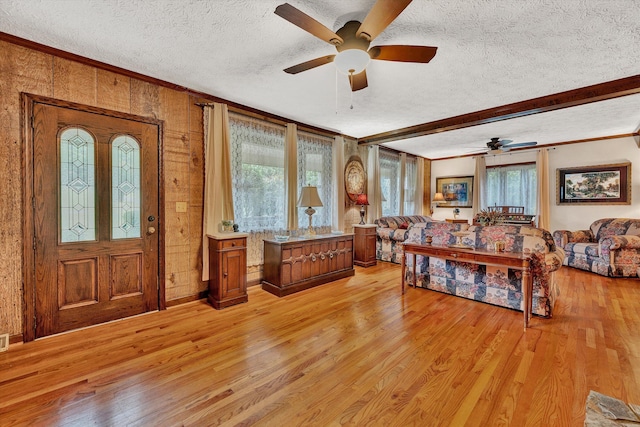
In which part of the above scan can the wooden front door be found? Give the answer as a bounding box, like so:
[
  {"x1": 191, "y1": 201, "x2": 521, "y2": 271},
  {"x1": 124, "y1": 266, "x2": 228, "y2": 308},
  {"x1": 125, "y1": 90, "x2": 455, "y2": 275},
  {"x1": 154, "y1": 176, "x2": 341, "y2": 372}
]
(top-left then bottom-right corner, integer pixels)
[{"x1": 29, "y1": 99, "x2": 162, "y2": 339}]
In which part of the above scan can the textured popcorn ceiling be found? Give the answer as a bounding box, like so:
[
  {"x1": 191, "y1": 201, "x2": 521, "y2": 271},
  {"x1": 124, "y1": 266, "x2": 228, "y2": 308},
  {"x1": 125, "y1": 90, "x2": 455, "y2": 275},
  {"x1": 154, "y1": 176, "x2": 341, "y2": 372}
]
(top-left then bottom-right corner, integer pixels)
[{"x1": 1, "y1": 0, "x2": 639, "y2": 158}]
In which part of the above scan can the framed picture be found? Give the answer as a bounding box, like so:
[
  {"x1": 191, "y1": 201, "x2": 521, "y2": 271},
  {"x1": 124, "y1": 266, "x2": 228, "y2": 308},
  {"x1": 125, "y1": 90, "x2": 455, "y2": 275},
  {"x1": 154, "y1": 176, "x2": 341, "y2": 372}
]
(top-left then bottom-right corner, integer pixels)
[
  {"x1": 344, "y1": 155, "x2": 366, "y2": 203},
  {"x1": 435, "y1": 176, "x2": 474, "y2": 208},
  {"x1": 556, "y1": 162, "x2": 631, "y2": 205}
]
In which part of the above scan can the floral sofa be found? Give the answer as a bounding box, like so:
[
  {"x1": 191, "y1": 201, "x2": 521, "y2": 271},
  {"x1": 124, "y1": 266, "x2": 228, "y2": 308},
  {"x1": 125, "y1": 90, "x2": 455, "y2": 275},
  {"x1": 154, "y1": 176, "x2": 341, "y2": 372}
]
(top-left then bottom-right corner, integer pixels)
[
  {"x1": 552, "y1": 218, "x2": 640, "y2": 277},
  {"x1": 375, "y1": 215, "x2": 432, "y2": 263},
  {"x1": 404, "y1": 224, "x2": 564, "y2": 317}
]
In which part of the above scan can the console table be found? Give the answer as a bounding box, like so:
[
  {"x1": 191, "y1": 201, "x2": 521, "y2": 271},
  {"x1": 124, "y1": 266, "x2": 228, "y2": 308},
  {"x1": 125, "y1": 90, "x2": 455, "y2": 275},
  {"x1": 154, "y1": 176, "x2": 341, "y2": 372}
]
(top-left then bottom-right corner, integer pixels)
[
  {"x1": 261, "y1": 234, "x2": 354, "y2": 297},
  {"x1": 401, "y1": 243, "x2": 533, "y2": 330}
]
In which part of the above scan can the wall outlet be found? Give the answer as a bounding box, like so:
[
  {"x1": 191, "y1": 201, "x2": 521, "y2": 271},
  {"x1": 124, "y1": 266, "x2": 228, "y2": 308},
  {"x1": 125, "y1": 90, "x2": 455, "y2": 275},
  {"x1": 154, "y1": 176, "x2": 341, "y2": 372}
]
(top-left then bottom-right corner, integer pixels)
[
  {"x1": 0, "y1": 333, "x2": 8, "y2": 352},
  {"x1": 175, "y1": 202, "x2": 187, "y2": 213}
]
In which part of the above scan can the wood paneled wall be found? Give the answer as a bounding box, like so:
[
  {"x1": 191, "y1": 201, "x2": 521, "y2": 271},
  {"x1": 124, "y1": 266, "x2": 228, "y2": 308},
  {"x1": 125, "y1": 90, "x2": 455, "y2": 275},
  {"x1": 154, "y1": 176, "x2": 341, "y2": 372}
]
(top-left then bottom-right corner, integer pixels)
[{"x1": 0, "y1": 40, "x2": 207, "y2": 338}]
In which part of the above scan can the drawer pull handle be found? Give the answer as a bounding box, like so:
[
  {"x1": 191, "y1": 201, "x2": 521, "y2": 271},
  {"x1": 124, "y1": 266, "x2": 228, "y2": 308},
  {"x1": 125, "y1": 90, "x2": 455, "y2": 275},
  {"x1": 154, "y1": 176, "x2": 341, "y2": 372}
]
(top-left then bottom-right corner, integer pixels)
[
  {"x1": 320, "y1": 254, "x2": 325, "y2": 260},
  {"x1": 223, "y1": 272, "x2": 228, "y2": 278},
  {"x1": 311, "y1": 255, "x2": 316, "y2": 262},
  {"x1": 451, "y1": 253, "x2": 458, "y2": 258},
  {"x1": 329, "y1": 253, "x2": 334, "y2": 259},
  {"x1": 231, "y1": 242, "x2": 236, "y2": 246}
]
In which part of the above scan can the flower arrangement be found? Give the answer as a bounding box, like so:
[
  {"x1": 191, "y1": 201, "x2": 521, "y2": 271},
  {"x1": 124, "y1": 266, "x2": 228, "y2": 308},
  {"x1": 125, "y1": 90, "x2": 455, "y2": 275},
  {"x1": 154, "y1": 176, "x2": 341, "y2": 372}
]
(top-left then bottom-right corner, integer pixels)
[{"x1": 474, "y1": 209, "x2": 504, "y2": 226}]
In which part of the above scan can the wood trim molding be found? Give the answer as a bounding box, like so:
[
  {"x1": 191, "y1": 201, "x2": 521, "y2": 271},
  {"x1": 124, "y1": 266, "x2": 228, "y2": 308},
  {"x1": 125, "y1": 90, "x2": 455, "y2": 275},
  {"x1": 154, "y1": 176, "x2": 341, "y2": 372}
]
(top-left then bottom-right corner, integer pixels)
[
  {"x1": 358, "y1": 74, "x2": 640, "y2": 146},
  {"x1": 0, "y1": 31, "x2": 341, "y2": 140}
]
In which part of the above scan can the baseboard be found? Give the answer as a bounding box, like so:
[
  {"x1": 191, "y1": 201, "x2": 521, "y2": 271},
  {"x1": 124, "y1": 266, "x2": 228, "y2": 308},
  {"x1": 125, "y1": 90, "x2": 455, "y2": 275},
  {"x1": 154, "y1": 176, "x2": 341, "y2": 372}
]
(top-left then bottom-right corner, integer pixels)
[{"x1": 166, "y1": 291, "x2": 208, "y2": 307}]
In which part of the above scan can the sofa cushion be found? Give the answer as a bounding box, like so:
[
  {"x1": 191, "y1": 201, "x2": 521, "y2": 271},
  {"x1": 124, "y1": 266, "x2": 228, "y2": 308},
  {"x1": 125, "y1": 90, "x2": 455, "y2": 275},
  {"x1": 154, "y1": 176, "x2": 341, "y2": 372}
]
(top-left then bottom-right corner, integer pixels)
[
  {"x1": 590, "y1": 218, "x2": 640, "y2": 241},
  {"x1": 564, "y1": 242, "x2": 599, "y2": 257}
]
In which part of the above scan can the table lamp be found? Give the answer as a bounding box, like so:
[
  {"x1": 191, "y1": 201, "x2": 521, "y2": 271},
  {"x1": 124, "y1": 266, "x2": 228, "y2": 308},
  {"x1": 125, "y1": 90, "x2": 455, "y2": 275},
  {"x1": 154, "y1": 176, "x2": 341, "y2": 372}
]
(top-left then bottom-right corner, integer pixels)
[
  {"x1": 356, "y1": 193, "x2": 369, "y2": 225},
  {"x1": 297, "y1": 185, "x2": 323, "y2": 237}
]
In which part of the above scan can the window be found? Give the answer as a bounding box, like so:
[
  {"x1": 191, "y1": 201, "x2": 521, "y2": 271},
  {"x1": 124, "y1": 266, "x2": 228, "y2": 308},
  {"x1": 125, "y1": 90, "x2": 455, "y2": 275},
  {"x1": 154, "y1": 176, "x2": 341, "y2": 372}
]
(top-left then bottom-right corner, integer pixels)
[
  {"x1": 59, "y1": 127, "x2": 96, "y2": 242},
  {"x1": 297, "y1": 131, "x2": 333, "y2": 229},
  {"x1": 230, "y1": 114, "x2": 286, "y2": 232},
  {"x1": 380, "y1": 150, "x2": 401, "y2": 216},
  {"x1": 112, "y1": 135, "x2": 141, "y2": 239},
  {"x1": 404, "y1": 155, "x2": 417, "y2": 215},
  {"x1": 486, "y1": 163, "x2": 537, "y2": 214}
]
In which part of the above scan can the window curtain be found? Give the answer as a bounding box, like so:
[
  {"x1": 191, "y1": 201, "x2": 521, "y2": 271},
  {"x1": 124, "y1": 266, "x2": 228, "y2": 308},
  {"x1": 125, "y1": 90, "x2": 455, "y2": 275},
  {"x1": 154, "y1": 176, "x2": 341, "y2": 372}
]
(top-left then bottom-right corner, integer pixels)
[
  {"x1": 473, "y1": 156, "x2": 487, "y2": 216},
  {"x1": 414, "y1": 158, "x2": 424, "y2": 215},
  {"x1": 297, "y1": 130, "x2": 333, "y2": 229},
  {"x1": 332, "y1": 136, "x2": 345, "y2": 231},
  {"x1": 486, "y1": 163, "x2": 537, "y2": 214},
  {"x1": 399, "y1": 153, "x2": 407, "y2": 215},
  {"x1": 379, "y1": 149, "x2": 401, "y2": 216},
  {"x1": 536, "y1": 149, "x2": 551, "y2": 230},
  {"x1": 285, "y1": 123, "x2": 298, "y2": 231},
  {"x1": 201, "y1": 103, "x2": 234, "y2": 281},
  {"x1": 367, "y1": 145, "x2": 382, "y2": 222}
]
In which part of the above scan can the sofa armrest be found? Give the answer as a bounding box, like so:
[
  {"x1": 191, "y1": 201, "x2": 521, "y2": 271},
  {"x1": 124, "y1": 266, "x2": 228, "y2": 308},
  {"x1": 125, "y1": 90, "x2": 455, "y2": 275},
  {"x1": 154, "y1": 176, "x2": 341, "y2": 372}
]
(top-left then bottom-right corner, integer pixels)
[{"x1": 599, "y1": 235, "x2": 640, "y2": 259}]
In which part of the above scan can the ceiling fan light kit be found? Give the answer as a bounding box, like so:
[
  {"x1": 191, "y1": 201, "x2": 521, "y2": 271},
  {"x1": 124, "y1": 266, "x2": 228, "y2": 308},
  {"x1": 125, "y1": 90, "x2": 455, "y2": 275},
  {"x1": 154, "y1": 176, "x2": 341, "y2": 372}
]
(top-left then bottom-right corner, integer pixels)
[{"x1": 274, "y1": 0, "x2": 436, "y2": 92}]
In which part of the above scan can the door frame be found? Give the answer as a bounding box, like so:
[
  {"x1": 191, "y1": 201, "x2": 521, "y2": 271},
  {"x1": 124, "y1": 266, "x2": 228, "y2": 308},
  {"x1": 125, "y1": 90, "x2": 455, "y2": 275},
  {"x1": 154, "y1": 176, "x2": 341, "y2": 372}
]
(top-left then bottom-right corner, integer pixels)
[{"x1": 21, "y1": 93, "x2": 166, "y2": 342}]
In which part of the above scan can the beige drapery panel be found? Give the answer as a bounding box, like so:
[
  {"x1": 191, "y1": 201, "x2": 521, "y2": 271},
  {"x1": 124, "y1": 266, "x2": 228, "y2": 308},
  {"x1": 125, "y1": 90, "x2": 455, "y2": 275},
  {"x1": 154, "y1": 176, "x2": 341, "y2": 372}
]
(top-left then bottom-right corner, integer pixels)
[
  {"x1": 201, "y1": 103, "x2": 234, "y2": 281},
  {"x1": 414, "y1": 159, "x2": 424, "y2": 215},
  {"x1": 536, "y1": 149, "x2": 551, "y2": 230},
  {"x1": 332, "y1": 135, "x2": 346, "y2": 231},
  {"x1": 367, "y1": 145, "x2": 382, "y2": 222},
  {"x1": 473, "y1": 156, "x2": 487, "y2": 216},
  {"x1": 399, "y1": 153, "x2": 407, "y2": 215},
  {"x1": 285, "y1": 123, "x2": 298, "y2": 231}
]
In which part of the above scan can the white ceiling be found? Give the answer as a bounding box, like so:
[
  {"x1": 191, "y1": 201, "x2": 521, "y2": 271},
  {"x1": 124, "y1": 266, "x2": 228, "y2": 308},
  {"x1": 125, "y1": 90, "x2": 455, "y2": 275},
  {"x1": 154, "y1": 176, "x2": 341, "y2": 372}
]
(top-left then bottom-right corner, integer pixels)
[{"x1": 1, "y1": 0, "x2": 639, "y2": 158}]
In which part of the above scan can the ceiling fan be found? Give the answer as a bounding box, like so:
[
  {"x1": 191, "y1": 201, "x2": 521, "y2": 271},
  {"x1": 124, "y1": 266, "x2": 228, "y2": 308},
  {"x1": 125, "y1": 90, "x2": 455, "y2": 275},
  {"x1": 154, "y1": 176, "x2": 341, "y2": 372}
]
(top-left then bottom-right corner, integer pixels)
[
  {"x1": 478, "y1": 137, "x2": 538, "y2": 154},
  {"x1": 274, "y1": 0, "x2": 438, "y2": 91}
]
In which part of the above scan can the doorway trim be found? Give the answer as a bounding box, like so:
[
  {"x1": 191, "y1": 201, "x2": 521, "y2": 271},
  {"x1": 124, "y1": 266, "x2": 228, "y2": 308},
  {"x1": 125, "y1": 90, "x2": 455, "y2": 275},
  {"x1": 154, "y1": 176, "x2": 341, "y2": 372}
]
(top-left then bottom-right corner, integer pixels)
[{"x1": 21, "y1": 93, "x2": 166, "y2": 342}]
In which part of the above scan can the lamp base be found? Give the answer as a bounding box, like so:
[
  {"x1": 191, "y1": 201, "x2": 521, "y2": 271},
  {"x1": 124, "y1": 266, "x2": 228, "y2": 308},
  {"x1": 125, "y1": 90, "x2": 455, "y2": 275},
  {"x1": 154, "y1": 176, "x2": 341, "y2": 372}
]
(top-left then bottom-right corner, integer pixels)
[
  {"x1": 305, "y1": 207, "x2": 317, "y2": 238},
  {"x1": 359, "y1": 206, "x2": 366, "y2": 225}
]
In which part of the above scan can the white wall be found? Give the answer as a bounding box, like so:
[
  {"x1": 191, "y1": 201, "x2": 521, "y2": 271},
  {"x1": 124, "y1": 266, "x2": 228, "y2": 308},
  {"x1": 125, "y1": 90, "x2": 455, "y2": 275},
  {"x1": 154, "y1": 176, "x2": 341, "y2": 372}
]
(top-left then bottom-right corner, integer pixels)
[{"x1": 431, "y1": 136, "x2": 640, "y2": 231}]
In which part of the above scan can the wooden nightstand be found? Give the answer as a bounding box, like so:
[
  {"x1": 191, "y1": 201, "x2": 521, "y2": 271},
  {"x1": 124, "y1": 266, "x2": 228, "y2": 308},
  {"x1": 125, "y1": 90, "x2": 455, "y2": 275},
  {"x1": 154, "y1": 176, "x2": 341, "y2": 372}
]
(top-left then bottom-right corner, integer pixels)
[
  {"x1": 208, "y1": 234, "x2": 248, "y2": 309},
  {"x1": 446, "y1": 218, "x2": 469, "y2": 224},
  {"x1": 353, "y1": 224, "x2": 377, "y2": 267}
]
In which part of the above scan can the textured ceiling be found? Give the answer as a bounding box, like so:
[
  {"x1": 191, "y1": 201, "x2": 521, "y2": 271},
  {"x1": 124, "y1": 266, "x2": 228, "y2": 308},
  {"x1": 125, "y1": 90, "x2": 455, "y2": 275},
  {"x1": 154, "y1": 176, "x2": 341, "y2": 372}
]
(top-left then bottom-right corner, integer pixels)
[{"x1": 1, "y1": 0, "x2": 639, "y2": 158}]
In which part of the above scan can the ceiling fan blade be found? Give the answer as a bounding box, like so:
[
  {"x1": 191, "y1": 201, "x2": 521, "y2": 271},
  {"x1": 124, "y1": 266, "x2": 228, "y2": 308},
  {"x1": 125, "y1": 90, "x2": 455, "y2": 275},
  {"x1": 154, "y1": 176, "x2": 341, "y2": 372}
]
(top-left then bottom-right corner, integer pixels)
[
  {"x1": 503, "y1": 141, "x2": 538, "y2": 149},
  {"x1": 349, "y1": 70, "x2": 368, "y2": 91},
  {"x1": 275, "y1": 3, "x2": 343, "y2": 46},
  {"x1": 356, "y1": 0, "x2": 412, "y2": 41},
  {"x1": 284, "y1": 55, "x2": 335, "y2": 74},
  {"x1": 369, "y1": 45, "x2": 438, "y2": 63}
]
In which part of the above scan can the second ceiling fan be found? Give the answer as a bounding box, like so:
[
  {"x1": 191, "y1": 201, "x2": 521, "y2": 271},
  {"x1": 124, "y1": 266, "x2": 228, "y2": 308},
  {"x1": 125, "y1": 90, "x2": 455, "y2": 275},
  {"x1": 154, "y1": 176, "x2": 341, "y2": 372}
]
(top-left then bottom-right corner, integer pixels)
[{"x1": 275, "y1": 0, "x2": 438, "y2": 91}]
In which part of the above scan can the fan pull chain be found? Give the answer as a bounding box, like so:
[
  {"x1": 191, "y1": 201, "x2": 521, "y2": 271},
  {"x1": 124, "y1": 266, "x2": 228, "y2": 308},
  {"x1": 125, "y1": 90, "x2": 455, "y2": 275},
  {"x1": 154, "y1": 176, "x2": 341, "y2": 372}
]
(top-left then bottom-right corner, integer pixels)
[
  {"x1": 349, "y1": 71, "x2": 354, "y2": 109},
  {"x1": 335, "y1": 68, "x2": 338, "y2": 114}
]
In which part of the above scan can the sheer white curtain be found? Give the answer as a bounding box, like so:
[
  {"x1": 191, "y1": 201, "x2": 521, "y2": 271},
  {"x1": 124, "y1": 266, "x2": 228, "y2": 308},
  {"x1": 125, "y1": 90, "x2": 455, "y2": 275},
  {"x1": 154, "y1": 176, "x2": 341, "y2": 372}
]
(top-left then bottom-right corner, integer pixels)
[
  {"x1": 379, "y1": 149, "x2": 401, "y2": 216},
  {"x1": 202, "y1": 103, "x2": 234, "y2": 281},
  {"x1": 414, "y1": 158, "x2": 424, "y2": 215},
  {"x1": 486, "y1": 163, "x2": 537, "y2": 214},
  {"x1": 297, "y1": 130, "x2": 333, "y2": 230},
  {"x1": 404, "y1": 155, "x2": 422, "y2": 215}
]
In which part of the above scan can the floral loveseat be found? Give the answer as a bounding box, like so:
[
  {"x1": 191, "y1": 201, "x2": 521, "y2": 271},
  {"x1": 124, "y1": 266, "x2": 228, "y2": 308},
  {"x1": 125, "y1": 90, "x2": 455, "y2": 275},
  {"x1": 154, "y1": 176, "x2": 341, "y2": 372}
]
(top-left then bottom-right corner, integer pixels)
[
  {"x1": 375, "y1": 215, "x2": 432, "y2": 263},
  {"x1": 552, "y1": 218, "x2": 640, "y2": 277},
  {"x1": 404, "y1": 224, "x2": 564, "y2": 317}
]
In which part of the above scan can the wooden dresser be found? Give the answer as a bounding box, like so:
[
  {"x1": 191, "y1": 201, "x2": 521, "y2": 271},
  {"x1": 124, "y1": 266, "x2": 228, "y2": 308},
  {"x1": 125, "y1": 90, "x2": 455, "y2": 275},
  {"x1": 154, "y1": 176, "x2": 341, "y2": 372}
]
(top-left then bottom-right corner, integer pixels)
[
  {"x1": 261, "y1": 234, "x2": 355, "y2": 297},
  {"x1": 208, "y1": 234, "x2": 248, "y2": 309}
]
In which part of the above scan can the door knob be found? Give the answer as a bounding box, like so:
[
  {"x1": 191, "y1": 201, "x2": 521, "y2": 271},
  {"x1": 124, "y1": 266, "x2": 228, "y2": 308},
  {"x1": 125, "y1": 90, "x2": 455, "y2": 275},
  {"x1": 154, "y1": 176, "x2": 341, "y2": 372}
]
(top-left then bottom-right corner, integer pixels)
[{"x1": 147, "y1": 226, "x2": 156, "y2": 235}]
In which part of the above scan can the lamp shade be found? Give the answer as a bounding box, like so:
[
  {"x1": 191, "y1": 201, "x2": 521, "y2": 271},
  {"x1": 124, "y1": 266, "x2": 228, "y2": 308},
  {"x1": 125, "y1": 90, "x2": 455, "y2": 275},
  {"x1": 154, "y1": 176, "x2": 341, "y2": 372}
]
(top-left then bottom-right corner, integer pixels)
[
  {"x1": 355, "y1": 193, "x2": 369, "y2": 206},
  {"x1": 297, "y1": 186, "x2": 323, "y2": 207},
  {"x1": 433, "y1": 192, "x2": 445, "y2": 202},
  {"x1": 334, "y1": 49, "x2": 370, "y2": 75}
]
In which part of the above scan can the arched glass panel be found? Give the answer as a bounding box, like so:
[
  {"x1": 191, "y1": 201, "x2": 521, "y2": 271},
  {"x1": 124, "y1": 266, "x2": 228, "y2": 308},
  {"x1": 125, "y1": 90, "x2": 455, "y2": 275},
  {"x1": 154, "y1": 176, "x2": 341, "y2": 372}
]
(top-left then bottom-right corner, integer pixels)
[
  {"x1": 60, "y1": 127, "x2": 96, "y2": 242},
  {"x1": 112, "y1": 135, "x2": 141, "y2": 239}
]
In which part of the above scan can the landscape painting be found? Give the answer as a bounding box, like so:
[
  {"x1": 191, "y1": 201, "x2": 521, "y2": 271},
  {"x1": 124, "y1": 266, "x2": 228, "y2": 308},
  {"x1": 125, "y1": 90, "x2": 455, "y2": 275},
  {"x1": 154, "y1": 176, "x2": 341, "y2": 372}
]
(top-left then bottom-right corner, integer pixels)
[
  {"x1": 556, "y1": 162, "x2": 631, "y2": 205},
  {"x1": 436, "y1": 176, "x2": 474, "y2": 208}
]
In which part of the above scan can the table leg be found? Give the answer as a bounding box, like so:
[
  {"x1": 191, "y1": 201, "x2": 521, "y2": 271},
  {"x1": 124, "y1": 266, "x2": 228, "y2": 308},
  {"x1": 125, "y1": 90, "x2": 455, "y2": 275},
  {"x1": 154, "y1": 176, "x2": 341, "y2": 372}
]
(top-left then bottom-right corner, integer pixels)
[
  {"x1": 401, "y1": 252, "x2": 406, "y2": 294},
  {"x1": 522, "y1": 259, "x2": 532, "y2": 331},
  {"x1": 412, "y1": 253, "x2": 416, "y2": 289}
]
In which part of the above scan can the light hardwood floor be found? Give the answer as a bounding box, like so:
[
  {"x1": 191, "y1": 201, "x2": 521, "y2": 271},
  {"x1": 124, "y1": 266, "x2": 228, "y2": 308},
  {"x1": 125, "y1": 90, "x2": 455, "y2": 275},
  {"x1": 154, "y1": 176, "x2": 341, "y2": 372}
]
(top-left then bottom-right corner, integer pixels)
[{"x1": 1, "y1": 263, "x2": 639, "y2": 426}]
